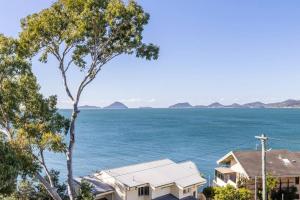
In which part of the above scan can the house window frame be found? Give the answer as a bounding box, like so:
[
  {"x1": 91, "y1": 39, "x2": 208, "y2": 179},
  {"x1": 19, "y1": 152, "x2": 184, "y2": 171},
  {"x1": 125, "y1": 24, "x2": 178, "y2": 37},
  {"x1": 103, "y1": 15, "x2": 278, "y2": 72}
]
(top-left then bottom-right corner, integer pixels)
[
  {"x1": 183, "y1": 188, "x2": 191, "y2": 194},
  {"x1": 138, "y1": 186, "x2": 149, "y2": 196},
  {"x1": 296, "y1": 177, "x2": 299, "y2": 185}
]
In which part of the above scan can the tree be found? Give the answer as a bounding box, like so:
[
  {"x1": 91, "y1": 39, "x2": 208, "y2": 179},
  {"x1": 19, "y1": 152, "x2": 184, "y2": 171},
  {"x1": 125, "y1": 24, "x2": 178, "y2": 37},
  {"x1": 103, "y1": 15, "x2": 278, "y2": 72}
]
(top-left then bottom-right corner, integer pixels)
[
  {"x1": 19, "y1": 0, "x2": 159, "y2": 199},
  {"x1": 266, "y1": 175, "x2": 278, "y2": 200},
  {"x1": 0, "y1": 34, "x2": 69, "y2": 199},
  {"x1": 257, "y1": 174, "x2": 279, "y2": 200},
  {"x1": 202, "y1": 186, "x2": 215, "y2": 200},
  {"x1": 0, "y1": 140, "x2": 23, "y2": 195},
  {"x1": 76, "y1": 181, "x2": 94, "y2": 200},
  {"x1": 214, "y1": 185, "x2": 252, "y2": 200}
]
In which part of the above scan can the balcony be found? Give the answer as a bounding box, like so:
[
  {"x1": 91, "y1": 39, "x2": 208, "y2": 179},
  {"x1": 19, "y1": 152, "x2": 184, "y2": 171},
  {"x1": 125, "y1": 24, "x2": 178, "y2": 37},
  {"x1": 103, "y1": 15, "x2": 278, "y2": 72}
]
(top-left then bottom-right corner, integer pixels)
[{"x1": 214, "y1": 167, "x2": 237, "y2": 188}]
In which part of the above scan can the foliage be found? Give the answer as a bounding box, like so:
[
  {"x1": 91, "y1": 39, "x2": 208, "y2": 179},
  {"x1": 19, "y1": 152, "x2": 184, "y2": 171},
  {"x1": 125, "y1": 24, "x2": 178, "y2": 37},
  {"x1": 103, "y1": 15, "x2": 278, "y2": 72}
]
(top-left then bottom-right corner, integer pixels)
[
  {"x1": 77, "y1": 180, "x2": 94, "y2": 200},
  {"x1": 18, "y1": 0, "x2": 159, "y2": 199},
  {"x1": 19, "y1": 0, "x2": 159, "y2": 65},
  {"x1": 35, "y1": 170, "x2": 68, "y2": 200},
  {"x1": 0, "y1": 33, "x2": 69, "y2": 199},
  {"x1": 0, "y1": 140, "x2": 22, "y2": 195},
  {"x1": 266, "y1": 175, "x2": 278, "y2": 194},
  {"x1": 214, "y1": 185, "x2": 252, "y2": 200},
  {"x1": 0, "y1": 171, "x2": 68, "y2": 200},
  {"x1": 271, "y1": 186, "x2": 298, "y2": 200},
  {"x1": 257, "y1": 174, "x2": 279, "y2": 200},
  {"x1": 203, "y1": 186, "x2": 215, "y2": 199},
  {"x1": 237, "y1": 176, "x2": 249, "y2": 188}
]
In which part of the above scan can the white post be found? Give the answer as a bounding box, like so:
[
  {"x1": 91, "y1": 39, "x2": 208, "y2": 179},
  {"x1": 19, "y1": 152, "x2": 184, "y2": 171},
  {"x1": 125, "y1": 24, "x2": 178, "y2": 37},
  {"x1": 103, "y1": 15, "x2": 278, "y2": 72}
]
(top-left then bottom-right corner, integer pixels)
[{"x1": 255, "y1": 134, "x2": 268, "y2": 200}]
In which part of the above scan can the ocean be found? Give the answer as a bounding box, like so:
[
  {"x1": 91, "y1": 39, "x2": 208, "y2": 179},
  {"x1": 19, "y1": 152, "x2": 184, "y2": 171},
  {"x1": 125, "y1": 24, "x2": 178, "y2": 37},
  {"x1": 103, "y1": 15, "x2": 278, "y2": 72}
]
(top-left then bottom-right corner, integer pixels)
[{"x1": 47, "y1": 108, "x2": 300, "y2": 182}]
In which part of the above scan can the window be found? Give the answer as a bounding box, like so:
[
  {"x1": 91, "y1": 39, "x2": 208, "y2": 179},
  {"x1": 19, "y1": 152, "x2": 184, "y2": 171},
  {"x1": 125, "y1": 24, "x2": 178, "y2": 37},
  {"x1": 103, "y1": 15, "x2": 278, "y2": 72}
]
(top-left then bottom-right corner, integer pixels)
[
  {"x1": 296, "y1": 177, "x2": 299, "y2": 185},
  {"x1": 138, "y1": 186, "x2": 149, "y2": 196},
  {"x1": 183, "y1": 188, "x2": 191, "y2": 194}
]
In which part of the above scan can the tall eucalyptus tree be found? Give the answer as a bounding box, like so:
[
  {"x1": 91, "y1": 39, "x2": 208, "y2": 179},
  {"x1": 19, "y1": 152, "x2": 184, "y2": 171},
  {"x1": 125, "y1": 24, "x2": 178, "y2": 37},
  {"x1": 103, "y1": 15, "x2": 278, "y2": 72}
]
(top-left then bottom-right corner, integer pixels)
[{"x1": 19, "y1": 0, "x2": 159, "y2": 199}]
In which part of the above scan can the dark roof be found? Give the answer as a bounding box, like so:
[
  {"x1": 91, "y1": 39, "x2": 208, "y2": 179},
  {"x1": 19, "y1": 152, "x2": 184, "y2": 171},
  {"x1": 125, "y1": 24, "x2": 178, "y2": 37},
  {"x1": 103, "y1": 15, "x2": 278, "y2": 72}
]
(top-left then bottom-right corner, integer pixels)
[
  {"x1": 153, "y1": 194, "x2": 197, "y2": 200},
  {"x1": 232, "y1": 150, "x2": 300, "y2": 178},
  {"x1": 74, "y1": 176, "x2": 114, "y2": 195}
]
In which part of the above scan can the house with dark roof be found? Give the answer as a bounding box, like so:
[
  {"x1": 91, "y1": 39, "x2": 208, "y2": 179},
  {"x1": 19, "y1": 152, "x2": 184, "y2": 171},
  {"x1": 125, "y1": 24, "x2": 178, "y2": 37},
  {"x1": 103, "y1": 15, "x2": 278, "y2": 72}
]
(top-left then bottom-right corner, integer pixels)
[{"x1": 214, "y1": 150, "x2": 300, "y2": 199}]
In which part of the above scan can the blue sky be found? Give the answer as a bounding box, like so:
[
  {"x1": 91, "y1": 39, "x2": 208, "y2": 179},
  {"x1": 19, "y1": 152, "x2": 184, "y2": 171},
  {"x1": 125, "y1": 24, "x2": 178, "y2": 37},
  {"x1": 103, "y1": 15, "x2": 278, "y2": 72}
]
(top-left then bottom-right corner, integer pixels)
[{"x1": 1, "y1": 1, "x2": 300, "y2": 108}]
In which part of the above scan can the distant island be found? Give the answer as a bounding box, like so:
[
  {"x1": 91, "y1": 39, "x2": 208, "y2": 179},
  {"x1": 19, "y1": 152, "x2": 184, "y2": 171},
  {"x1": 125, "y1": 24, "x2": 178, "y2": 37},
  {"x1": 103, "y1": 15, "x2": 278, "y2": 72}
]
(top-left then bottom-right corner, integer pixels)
[
  {"x1": 77, "y1": 99, "x2": 300, "y2": 110},
  {"x1": 104, "y1": 101, "x2": 128, "y2": 109},
  {"x1": 78, "y1": 105, "x2": 101, "y2": 109},
  {"x1": 170, "y1": 99, "x2": 300, "y2": 109},
  {"x1": 169, "y1": 102, "x2": 193, "y2": 109}
]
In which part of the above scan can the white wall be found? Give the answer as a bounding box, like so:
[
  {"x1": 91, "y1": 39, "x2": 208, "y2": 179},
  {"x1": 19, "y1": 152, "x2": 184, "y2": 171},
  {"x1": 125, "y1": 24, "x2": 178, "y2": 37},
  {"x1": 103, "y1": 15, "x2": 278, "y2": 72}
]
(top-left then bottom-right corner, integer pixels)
[
  {"x1": 97, "y1": 172, "x2": 126, "y2": 200},
  {"x1": 98, "y1": 172, "x2": 201, "y2": 200},
  {"x1": 178, "y1": 185, "x2": 198, "y2": 199},
  {"x1": 126, "y1": 188, "x2": 151, "y2": 200},
  {"x1": 151, "y1": 186, "x2": 171, "y2": 199}
]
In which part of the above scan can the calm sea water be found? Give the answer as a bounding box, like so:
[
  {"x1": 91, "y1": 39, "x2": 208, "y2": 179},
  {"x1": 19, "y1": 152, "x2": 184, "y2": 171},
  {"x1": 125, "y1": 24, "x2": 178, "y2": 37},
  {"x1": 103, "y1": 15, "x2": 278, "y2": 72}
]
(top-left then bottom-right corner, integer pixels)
[{"x1": 47, "y1": 109, "x2": 300, "y2": 181}]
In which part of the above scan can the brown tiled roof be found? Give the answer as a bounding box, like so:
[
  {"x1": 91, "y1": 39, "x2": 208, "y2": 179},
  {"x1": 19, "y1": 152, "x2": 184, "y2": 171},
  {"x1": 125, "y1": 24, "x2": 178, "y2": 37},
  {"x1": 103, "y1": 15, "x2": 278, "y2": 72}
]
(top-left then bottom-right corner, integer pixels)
[{"x1": 233, "y1": 150, "x2": 300, "y2": 178}]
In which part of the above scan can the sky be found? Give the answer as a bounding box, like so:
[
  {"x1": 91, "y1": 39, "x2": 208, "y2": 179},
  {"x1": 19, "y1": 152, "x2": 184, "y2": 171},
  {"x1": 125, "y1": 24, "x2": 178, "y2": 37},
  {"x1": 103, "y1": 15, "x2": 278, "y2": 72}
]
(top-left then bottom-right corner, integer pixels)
[{"x1": 1, "y1": 1, "x2": 300, "y2": 108}]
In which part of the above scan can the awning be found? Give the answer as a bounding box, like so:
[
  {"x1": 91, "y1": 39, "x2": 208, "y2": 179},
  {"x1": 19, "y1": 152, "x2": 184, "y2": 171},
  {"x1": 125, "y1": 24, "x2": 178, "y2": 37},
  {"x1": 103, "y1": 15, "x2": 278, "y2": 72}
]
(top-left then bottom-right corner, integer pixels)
[{"x1": 215, "y1": 167, "x2": 235, "y2": 174}]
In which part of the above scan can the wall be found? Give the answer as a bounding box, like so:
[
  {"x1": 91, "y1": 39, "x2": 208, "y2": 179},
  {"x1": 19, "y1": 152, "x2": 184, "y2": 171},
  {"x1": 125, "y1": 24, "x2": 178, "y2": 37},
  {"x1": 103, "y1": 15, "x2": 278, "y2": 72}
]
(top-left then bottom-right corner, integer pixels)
[
  {"x1": 151, "y1": 186, "x2": 171, "y2": 199},
  {"x1": 97, "y1": 172, "x2": 126, "y2": 200},
  {"x1": 126, "y1": 187, "x2": 151, "y2": 200},
  {"x1": 178, "y1": 185, "x2": 198, "y2": 199}
]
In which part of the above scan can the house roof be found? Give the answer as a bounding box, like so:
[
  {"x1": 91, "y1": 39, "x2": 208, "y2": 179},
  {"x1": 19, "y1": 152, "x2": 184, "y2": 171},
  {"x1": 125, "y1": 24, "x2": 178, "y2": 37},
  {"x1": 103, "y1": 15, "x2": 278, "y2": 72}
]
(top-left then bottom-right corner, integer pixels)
[
  {"x1": 153, "y1": 194, "x2": 197, "y2": 200},
  {"x1": 98, "y1": 159, "x2": 206, "y2": 188},
  {"x1": 74, "y1": 176, "x2": 114, "y2": 195},
  {"x1": 218, "y1": 150, "x2": 300, "y2": 178}
]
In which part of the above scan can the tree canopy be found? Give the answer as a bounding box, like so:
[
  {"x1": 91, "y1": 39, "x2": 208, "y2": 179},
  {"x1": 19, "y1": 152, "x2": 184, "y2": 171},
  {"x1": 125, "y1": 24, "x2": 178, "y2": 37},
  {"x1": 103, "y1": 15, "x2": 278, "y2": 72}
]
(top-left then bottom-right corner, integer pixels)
[
  {"x1": 210, "y1": 185, "x2": 252, "y2": 200},
  {"x1": 18, "y1": 0, "x2": 159, "y2": 199},
  {"x1": 0, "y1": 34, "x2": 69, "y2": 199}
]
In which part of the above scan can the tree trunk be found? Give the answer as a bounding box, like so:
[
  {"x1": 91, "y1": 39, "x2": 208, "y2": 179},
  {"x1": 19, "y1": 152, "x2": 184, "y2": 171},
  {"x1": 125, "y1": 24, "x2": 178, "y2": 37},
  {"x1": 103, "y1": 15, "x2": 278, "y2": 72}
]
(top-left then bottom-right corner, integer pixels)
[
  {"x1": 66, "y1": 103, "x2": 79, "y2": 200},
  {"x1": 36, "y1": 173, "x2": 62, "y2": 200}
]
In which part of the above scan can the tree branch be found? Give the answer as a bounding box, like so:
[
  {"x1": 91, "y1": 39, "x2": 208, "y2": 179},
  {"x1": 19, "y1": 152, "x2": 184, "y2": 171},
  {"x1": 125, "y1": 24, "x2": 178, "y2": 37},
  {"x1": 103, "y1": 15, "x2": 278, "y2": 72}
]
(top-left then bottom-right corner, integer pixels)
[
  {"x1": 58, "y1": 62, "x2": 74, "y2": 101},
  {"x1": 39, "y1": 149, "x2": 54, "y2": 187},
  {"x1": 36, "y1": 173, "x2": 63, "y2": 200}
]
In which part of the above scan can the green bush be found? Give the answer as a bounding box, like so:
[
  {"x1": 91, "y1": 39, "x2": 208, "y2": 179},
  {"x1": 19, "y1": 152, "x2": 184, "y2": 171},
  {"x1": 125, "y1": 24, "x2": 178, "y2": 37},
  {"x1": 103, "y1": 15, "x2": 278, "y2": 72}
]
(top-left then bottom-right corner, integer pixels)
[
  {"x1": 212, "y1": 185, "x2": 252, "y2": 200},
  {"x1": 203, "y1": 186, "x2": 215, "y2": 199}
]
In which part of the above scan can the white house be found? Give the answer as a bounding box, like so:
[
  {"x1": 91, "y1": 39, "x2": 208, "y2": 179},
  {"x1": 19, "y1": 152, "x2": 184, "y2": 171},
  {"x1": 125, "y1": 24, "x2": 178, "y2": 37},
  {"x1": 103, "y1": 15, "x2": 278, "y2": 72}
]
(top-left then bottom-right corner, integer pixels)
[
  {"x1": 214, "y1": 150, "x2": 300, "y2": 199},
  {"x1": 75, "y1": 159, "x2": 206, "y2": 200}
]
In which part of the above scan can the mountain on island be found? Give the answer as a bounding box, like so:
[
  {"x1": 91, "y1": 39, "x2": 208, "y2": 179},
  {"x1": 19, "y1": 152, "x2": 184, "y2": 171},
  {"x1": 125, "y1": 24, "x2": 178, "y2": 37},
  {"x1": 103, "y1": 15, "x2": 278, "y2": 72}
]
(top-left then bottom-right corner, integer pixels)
[
  {"x1": 167, "y1": 99, "x2": 300, "y2": 109},
  {"x1": 169, "y1": 102, "x2": 193, "y2": 109},
  {"x1": 208, "y1": 102, "x2": 224, "y2": 108},
  {"x1": 243, "y1": 101, "x2": 266, "y2": 108},
  {"x1": 104, "y1": 102, "x2": 128, "y2": 109},
  {"x1": 265, "y1": 99, "x2": 300, "y2": 108},
  {"x1": 78, "y1": 105, "x2": 101, "y2": 109},
  {"x1": 225, "y1": 103, "x2": 245, "y2": 108}
]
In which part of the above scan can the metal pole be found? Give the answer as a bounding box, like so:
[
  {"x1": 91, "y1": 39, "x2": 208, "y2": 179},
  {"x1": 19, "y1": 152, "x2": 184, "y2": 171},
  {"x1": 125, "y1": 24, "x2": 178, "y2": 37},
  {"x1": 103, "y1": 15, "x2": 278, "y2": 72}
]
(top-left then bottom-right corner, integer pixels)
[{"x1": 255, "y1": 134, "x2": 268, "y2": 200}]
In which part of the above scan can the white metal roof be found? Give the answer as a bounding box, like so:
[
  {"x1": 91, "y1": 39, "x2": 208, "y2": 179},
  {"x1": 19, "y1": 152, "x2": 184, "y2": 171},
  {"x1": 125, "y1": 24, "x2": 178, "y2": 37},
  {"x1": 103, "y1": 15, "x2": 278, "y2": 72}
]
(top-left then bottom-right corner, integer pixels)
[
  {"x1": 74, "y1": 176, "x2": 114, "y2": 195},
  {"x1": 98, "y1": 159, "x2": 206, "y2": 188}
]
